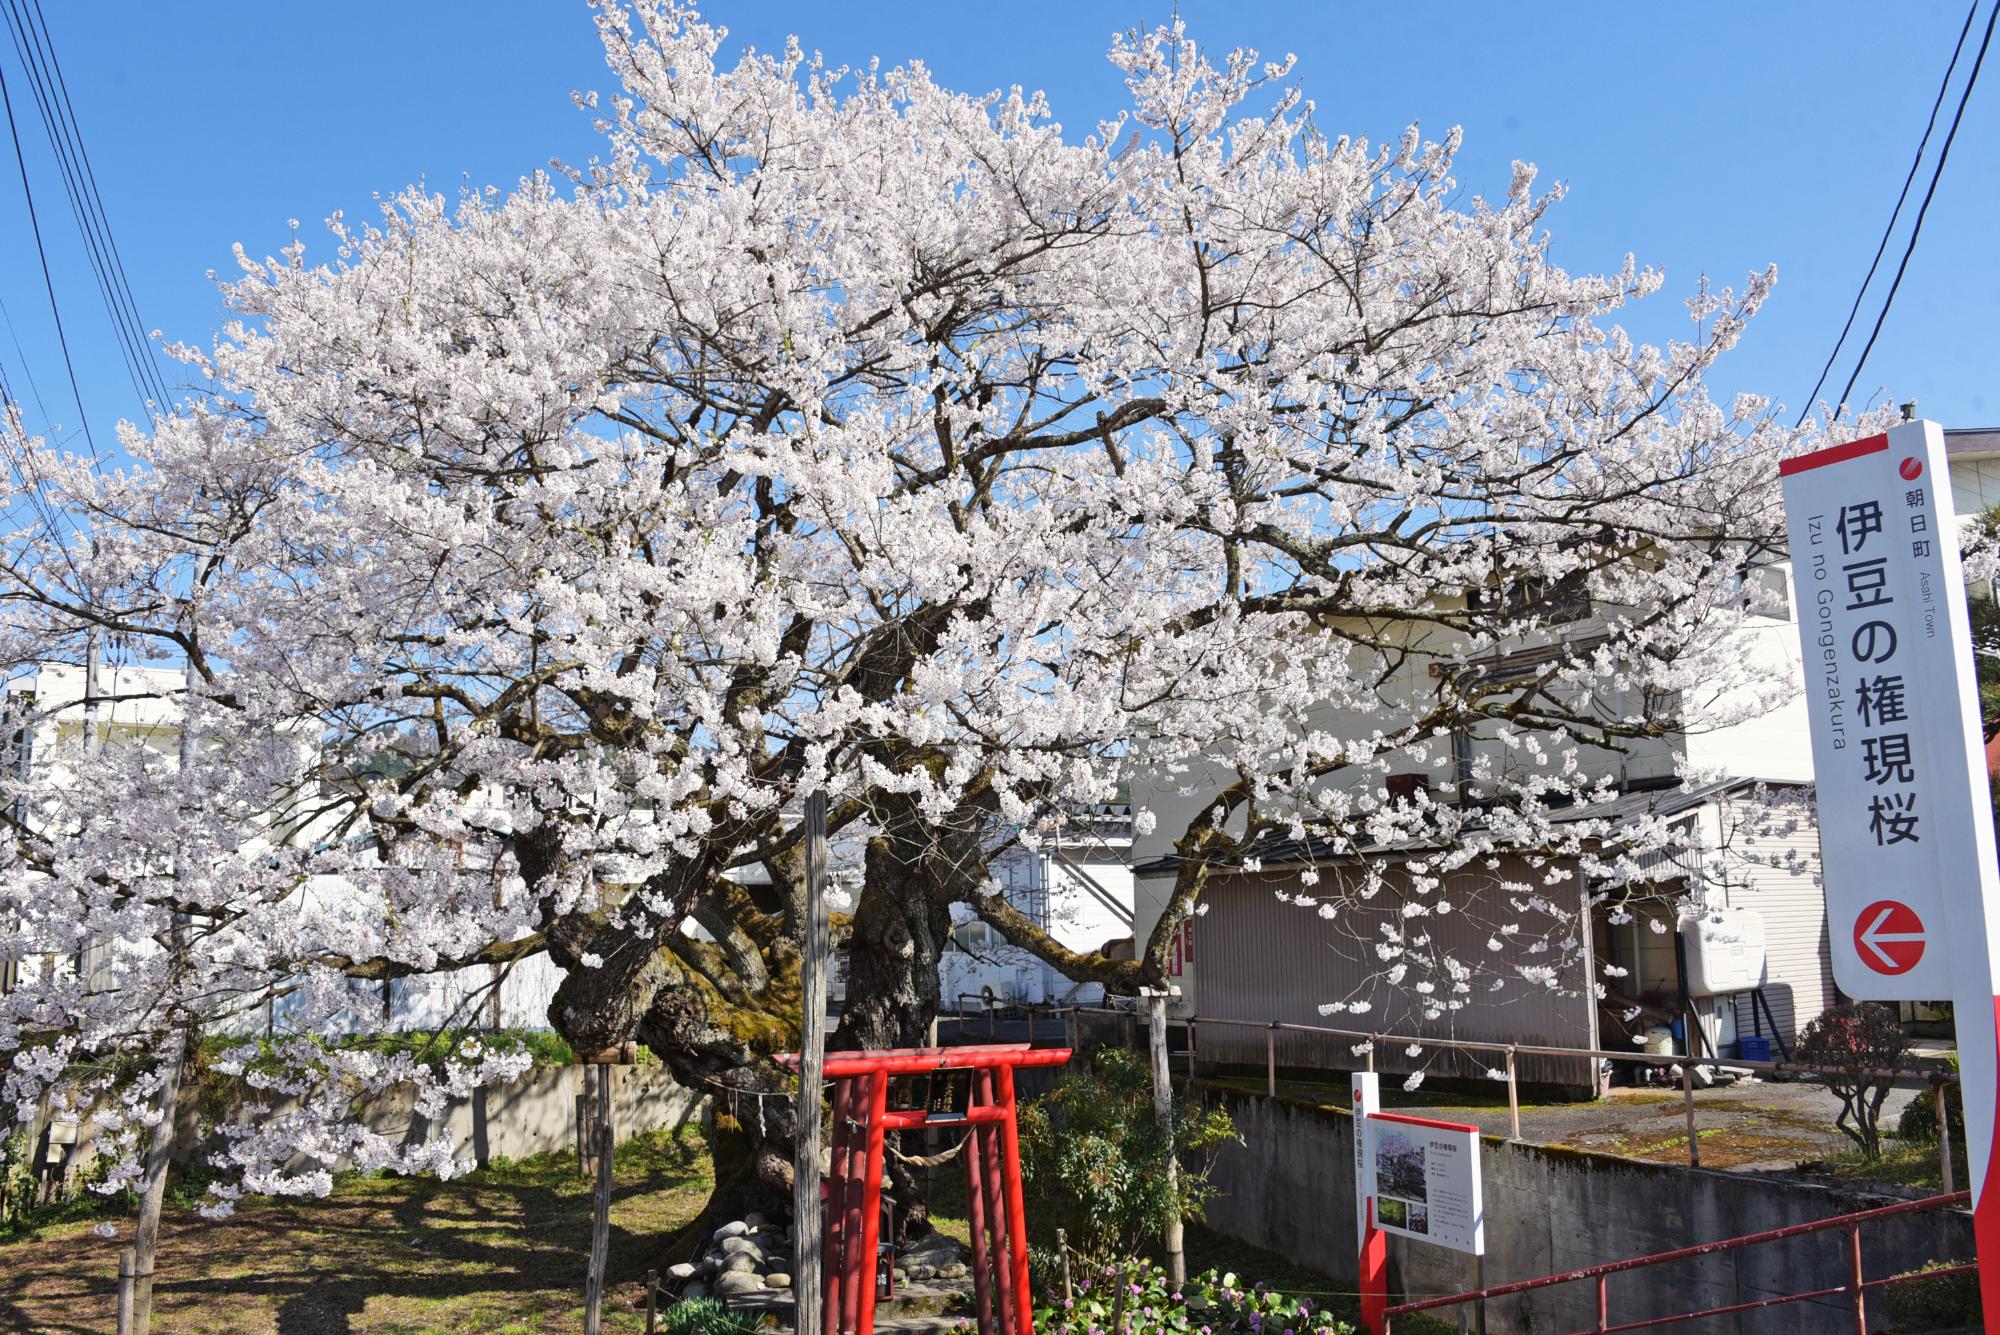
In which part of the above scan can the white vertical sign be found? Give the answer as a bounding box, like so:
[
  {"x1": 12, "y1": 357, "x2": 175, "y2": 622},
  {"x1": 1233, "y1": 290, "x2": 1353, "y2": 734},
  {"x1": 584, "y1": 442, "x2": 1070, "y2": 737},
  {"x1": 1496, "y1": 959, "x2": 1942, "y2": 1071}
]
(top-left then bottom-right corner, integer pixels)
[
  {"x1": 1351, "y1": 1070, "x2": 1378, "y2": 1244},
  {"x1": 1782, "y1": 420, "x2": 2000, "y2": 1327},
  {"x1": 1780, "y1": 421, "x2": 1981, "y2": 999}
]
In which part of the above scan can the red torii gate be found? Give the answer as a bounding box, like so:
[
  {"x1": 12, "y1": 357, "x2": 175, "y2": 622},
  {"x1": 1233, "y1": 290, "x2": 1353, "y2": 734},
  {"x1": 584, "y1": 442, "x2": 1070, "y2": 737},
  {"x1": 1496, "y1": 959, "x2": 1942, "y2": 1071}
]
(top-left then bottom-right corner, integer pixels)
[{"x1": 778, "y1": 1042, "x2": 1070, "y2": 1335}]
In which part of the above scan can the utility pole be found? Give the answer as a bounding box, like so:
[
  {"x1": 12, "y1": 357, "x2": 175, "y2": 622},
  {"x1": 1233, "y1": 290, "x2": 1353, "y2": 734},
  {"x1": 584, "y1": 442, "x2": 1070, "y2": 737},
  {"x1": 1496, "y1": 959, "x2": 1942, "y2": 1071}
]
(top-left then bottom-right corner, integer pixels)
[
  {"x1": 129, "y1": 653, "x2": 197, "y2": 1333},
  {"x1": 81, "y1": 628, "x2": 101, "y2": 755},
  {"x1": 1146, "y1": 987, "x2": 1185, "y2": 1287},
  {"x1": 793, "y1": 790, "x2": 831, "y2": 1335}
]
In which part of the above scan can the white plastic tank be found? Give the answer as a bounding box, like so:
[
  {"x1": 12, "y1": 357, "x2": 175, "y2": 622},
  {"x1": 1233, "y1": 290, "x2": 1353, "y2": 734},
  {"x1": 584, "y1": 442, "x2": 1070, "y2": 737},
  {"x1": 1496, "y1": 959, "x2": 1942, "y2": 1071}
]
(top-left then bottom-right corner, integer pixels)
[{"x1": 1681, "y1": 908, "x2": 1766, "y2": 996}]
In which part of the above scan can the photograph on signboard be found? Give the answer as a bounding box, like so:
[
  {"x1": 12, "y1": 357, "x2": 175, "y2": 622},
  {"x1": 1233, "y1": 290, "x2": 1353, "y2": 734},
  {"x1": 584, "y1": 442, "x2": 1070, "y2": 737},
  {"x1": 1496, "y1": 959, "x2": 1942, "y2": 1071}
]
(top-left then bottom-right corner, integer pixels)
[
  {"x1": 1378, "y1": 1198, "x2": 1408, "y2": 1230},
  {"x1": 1375, "y1": 1125, "x2": 1428, "y2": 1204},
  {"x1": 1407, "y1": 1203, "x2": 1430, "y2": 1236}
]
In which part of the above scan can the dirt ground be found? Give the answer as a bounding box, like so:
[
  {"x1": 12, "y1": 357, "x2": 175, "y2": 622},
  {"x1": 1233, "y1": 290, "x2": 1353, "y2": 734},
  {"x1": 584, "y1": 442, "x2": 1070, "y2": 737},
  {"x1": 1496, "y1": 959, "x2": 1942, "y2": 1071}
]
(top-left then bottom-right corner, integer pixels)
[{"x1": 0, "y1": 1128, "x2": 713, "y2": 1335}]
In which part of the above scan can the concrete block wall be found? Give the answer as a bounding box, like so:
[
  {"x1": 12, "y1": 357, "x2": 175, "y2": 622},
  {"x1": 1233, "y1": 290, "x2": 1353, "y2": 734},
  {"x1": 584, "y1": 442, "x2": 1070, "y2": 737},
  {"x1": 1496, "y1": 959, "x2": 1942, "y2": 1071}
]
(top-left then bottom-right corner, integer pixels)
[
  {"x1": 170, "y1": 1063, "x2": 708, "y2": 1172},
  {"x1": 1199, "y1": 1084, "x2": 1971, "y2": 1334}
]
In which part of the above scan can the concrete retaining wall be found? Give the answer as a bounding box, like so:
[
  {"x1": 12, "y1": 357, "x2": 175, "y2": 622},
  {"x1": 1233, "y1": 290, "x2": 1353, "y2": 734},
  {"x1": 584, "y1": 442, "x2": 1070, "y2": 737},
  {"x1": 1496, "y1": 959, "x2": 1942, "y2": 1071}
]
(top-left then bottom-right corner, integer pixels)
[
  {"x1": 171, "y1": 1063, "x2": 707, "y2": 1171},
  {"x1": 1200, "y1": 1084, "x2": 1971, "y2": 1334}
]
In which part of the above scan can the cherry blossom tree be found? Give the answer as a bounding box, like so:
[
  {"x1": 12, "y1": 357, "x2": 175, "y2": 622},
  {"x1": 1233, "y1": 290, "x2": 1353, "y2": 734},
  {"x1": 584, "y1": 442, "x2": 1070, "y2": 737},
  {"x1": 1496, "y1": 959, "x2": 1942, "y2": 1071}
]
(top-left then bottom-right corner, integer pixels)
[{"x1": 0, "y1": 0, "x2": 1852, "y2": 1230}]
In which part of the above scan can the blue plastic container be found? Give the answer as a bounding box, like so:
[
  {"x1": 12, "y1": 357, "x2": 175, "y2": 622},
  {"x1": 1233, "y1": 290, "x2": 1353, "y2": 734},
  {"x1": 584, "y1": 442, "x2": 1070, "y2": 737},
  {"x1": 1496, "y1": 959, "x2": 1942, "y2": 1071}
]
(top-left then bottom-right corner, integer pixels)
[{"x1": 1737, "y1": 1036, "x2": 1773, "y2": 1063}]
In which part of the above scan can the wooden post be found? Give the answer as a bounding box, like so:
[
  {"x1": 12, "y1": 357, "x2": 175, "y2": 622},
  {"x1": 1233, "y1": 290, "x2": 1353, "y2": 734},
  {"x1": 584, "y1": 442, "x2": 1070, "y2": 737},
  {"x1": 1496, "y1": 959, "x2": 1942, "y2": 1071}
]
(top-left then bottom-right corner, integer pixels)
[
  {"x1": 1847, "y1": 1221, "x2": 1867, "y2": 1335},
  {"x1": 1936, "y1": 1079, "x2": 1957, "y2": 1194},
  {"x1": 793, "y1": 791, "x2": 831, "y2": 1335},
  {"x1": 1504, "y1": 1047, "x2": 1521, "y2": 1141},
  {"x1": 645, "y1": 1268, "x2": 658, "y2": 1334},
  {"x1": 1267, "y1": 1023, "x2": 1278, "y2": 1098},
  {"x1": 116, "y1": 1246, "x2": 136, "y2": 1335},
  {"x1": 583, "y1": 1065, "x2": 614, "y2": 1335},
  {"x1": 1146, "y1": 989, "x2": 1185, "y2": 1287}
]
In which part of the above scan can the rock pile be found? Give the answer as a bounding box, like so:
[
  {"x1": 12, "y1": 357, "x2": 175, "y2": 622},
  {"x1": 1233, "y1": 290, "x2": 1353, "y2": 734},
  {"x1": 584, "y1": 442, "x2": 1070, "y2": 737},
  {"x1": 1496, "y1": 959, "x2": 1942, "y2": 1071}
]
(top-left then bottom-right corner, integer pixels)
[
  {"x1": 667, "y1": 1216, "x2": 975, "y2": 1303},
  {"x1": 667, "y1": 1213, "x2": 795, "y2": 1301}
]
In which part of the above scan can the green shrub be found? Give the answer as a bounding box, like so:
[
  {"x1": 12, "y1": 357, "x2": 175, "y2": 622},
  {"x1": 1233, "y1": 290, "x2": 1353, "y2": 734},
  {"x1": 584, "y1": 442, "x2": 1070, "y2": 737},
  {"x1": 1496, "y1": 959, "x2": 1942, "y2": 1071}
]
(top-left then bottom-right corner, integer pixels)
[
  {"x1": 1895, "y1": 1056, "x2": 1962, "y2": 1149},
  {"x1": 658, "y1": 1297, "x2": 757, "y2": 1335},
  {"x1": 1017, "y1": 1049, "x2": 1241, "y2": 1266},
  {"x1": 1882, "y1": 1258, "x2": 1979, "y2": 1333},
  {"x1": 1035, "y1": 1260, "x2": 1354, "y2": 1335}
]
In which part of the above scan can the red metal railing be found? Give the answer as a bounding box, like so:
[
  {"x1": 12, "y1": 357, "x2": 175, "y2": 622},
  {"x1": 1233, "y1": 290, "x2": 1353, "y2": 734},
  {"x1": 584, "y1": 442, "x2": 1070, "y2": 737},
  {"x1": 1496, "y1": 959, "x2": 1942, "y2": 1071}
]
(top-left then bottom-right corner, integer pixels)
[{"x1": 1381, "y1": 1190, "x2": 1972, "y2": 1334}]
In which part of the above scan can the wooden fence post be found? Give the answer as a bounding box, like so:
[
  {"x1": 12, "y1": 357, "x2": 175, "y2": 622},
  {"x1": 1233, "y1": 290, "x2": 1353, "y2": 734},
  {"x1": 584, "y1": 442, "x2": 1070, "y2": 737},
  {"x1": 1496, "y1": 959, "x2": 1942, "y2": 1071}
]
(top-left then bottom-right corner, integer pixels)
[
  {"x1": 1935, "y1": 1079, "x2": 1956, "y2": 1194},
  {"x1": 583, "y1": 1065, "x2": 614, "y2": 1335},
  {"x1": 1146, "y1": 990, "x2": 1185, "y2": 1287},
  {"x1": 792, "y1": 791, "x2": 831, "y2": 1335},
  {"x1": 116, "y1": 1247, "x2": 136, "y2": 1335}
]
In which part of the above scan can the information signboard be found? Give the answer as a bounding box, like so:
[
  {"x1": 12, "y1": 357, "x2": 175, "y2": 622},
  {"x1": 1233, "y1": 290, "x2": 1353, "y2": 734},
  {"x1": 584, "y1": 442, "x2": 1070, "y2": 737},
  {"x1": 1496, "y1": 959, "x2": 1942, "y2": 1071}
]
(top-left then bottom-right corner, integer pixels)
[
  {"x1": 1363, "y1": 1112, "x2": 1485, "y2": 1255},
  {"x1": 1780, "y1": 419, "x2": 2000, "y2": 1326}
]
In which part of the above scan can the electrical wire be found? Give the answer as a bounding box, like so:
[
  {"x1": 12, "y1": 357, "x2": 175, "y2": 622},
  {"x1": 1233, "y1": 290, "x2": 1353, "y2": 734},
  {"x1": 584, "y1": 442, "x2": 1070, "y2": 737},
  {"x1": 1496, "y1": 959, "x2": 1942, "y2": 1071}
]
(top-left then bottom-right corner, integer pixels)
[
  {"x1": 0, "y1": 51, "x2": 93, "y2": 458},
  {"x1": 26, "y1": 0, "x2": 168, "y2": 409},
  {"x1": 1833, "y1": 0, "x2": 1998, "y2": 416},
  {"x1": 1795, "y1": 0, "x2": 1979, "y2": 426},
  {"x1": 2, "y1": 0, "x2": 168, "y2": 412}
]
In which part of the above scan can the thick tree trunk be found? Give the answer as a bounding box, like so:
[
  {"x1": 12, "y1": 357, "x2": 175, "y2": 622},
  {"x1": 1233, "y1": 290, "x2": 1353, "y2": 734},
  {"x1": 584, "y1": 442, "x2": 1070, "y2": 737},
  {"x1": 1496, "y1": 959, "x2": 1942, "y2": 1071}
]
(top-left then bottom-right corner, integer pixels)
[
  {"x1": 828, "y1": 831, "x2": 958, "y2": 1241},
  {"x1": 832, "y1": 836, "x2": 953, "y2": 1052}
]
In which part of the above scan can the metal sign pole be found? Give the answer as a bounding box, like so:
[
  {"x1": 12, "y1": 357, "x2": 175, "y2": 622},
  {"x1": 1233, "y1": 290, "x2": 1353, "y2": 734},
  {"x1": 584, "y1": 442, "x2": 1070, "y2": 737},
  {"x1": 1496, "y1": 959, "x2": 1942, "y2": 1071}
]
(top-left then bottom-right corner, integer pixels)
[{"x1": 1352, "y1": 1072, "x2": 1385, "y2": 1332}]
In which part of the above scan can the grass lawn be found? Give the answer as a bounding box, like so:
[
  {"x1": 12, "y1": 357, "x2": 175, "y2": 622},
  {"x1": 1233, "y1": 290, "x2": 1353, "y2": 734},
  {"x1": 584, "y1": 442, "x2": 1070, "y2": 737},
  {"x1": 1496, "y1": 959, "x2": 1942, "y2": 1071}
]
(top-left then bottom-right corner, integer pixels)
[{"x1": 0, "y1": 1127, "x2": 712, "y2": 1335}]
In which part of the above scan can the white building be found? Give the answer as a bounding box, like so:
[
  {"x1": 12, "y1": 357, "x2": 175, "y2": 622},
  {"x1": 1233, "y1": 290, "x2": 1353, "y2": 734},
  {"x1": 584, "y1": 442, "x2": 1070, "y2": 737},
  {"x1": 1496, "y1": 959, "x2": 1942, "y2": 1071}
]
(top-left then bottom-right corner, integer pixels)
[
  {"x1": 1124, "y1": 426, "x2": 1998, "y2": 1083},
  {"x1": 938, "y1": 809, "x2": 1136, "y2": 1008}
]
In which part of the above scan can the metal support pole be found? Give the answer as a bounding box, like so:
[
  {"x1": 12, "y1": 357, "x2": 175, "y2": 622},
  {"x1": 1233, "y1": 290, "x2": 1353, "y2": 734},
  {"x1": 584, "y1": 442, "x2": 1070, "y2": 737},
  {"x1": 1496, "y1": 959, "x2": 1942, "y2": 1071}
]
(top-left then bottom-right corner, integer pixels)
[
  {"x1": 1267, "y1": 1023, "x2": 1278, "y2": 1098},
  {"x1": 1366, "y1": 1035, "x2": 1376, "y2": 1073},
  {"x1": 1505, "y1": 1047, "x2": 1521, "y2": 1142},
  {"x1": 1185, "y1": 1019, "x2": 1197, "y2": 1099},
  {"x1": 1681, "y1": 1052, "x2": 1700, "y2": 1168},
  {"x1": 1595, "y1": 1274, "x2": 1610, "y2": 1333}
]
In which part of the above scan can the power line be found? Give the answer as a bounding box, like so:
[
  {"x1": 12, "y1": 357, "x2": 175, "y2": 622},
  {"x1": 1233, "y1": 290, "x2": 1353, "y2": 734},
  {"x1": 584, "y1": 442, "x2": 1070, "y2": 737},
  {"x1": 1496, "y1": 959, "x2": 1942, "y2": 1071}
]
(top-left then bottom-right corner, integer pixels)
[
  {"x1": 0, "y1": 52, "x2": 94, "y2": 458},
  {"x1": 23, "y1": 0, "x2": 169, "y2": 408},
  {"x1": 1795, "y1": 1, "x2": 1978, "y2": 427},
  {"x1": 0, "y1": 289, "x2": 51, "y2": 423},
  {"x1": 1834, "y1": 0, "x2": 1998, "y2": 414},
  {"x1": 2, "y1": 0, "x2": 168, "y2": 411}
]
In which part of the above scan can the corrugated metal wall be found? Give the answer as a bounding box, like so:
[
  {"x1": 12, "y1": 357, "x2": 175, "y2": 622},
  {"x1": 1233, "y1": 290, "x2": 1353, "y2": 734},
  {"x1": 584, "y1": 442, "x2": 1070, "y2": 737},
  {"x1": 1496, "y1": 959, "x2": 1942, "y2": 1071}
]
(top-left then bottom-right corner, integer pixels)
[
  {"x1": 1193, "y1": 860, "x2": 1600, "y2": 1090},
  {"x1": 1718, "y1": 792, "x2": 1836, "y2": 1049}
]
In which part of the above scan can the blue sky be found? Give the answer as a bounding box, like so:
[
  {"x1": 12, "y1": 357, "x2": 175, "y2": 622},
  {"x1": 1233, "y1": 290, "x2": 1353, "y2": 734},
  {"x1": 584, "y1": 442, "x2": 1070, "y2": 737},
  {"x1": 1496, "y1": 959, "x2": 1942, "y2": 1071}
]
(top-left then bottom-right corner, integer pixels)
[{"x1": 2, "y1": 1, "x2": 1995, "y2": 458}]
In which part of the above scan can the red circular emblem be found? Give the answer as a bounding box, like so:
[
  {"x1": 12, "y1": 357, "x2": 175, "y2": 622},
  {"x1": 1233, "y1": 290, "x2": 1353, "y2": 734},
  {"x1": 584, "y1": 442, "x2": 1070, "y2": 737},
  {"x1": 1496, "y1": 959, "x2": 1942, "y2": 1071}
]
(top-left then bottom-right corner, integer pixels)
[
  {"x1": 1899, "y1": 456, "x2": 1924, "y2": 481},
  {"x1": 1853, "y1": 900, "x2": 1926, "y2": 975}
]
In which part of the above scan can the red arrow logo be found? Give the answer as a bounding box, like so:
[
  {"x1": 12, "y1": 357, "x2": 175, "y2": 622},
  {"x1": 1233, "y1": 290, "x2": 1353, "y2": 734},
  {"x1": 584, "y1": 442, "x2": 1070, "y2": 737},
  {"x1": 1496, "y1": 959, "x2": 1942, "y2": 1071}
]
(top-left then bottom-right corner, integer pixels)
[{"x1": 1853, "y1": 900, "x2": 1927, "y2": 975}]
